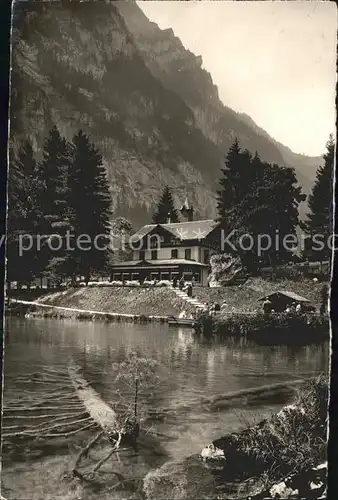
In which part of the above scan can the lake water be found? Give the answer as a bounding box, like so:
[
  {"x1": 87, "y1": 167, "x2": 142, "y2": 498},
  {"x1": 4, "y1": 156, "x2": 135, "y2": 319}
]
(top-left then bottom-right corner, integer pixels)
[{"x1": 1, "y1": 318, "x2": 329, "y2": 500}]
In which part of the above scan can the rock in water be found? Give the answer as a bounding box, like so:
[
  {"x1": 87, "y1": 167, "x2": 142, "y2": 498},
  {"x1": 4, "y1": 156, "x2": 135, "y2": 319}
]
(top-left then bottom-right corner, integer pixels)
[
  {"x1": 143, "y1": 456, "x2": 217, "y2": 500},
  {"x1": 201, "y1": 444, "x2": 225, "y2": 460}
]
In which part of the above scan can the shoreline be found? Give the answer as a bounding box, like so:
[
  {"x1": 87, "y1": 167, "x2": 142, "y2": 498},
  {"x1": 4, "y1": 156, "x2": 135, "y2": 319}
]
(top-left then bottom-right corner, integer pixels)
[
  {"x1": 6, "y1": 296, "x2": 330, "y2": 346},
  {"x1": 144, "y1": 376, "x2": 328, "y2": 500},
  {"x1": 6, "y1": 299, "x2": 170, "y2": 323}
]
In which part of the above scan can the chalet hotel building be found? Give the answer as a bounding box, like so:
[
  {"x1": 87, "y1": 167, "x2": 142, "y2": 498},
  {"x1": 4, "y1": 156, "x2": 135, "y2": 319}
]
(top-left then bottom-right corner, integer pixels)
[{"x1": 110, "y1": 200, "x2": 221, "y2": 286}]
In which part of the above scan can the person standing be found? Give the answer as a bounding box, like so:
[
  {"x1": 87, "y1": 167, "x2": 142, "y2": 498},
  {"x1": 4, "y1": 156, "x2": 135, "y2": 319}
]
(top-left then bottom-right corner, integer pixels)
[
  {"x1": 263, "y1": 298, "x2": 272, "y2": 314},
  {"x1": 179, "y1": 276, "x2": 185, "y2": 291}
]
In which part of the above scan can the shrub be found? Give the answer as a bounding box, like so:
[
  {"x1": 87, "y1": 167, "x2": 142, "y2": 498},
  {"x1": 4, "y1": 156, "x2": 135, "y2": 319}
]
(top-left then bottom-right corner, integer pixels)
[
  {"x1": 211, "y1": 377, "x2": 328, "y2": 485},
  {"x1": 238, "y1": 376, "x2": 328, "y2": 480},
  {"x1": 194, "y1": 310, "x2": 329, "y2": 343}
]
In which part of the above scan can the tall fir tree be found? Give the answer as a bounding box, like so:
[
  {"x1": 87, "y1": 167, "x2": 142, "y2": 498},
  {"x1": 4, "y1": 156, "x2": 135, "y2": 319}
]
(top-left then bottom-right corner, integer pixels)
[
  {"x1": 216, "y1": 141, "x2": 305, "y2": 269},
  {"x1": 216, "y1": 138, "x2": 253, "y2": 227},
  {"x1": 36, "y1": 126, "x2": 73, "y2": 281},
  {"x1": 152, "y1": 186, "x2": 179, "y2": 224},
  {"x1": 37, "y1": 126, "x2": 71, "y2": 233},
  {"x1": 6, "y1": 141, "x2": 44, "y2": 283},
  {"x1": 304, "y1": 135, "x2": 334, "y2": 262},
  {"x1": 68, "y1": 130, "x2": 112, "y2": 282}
]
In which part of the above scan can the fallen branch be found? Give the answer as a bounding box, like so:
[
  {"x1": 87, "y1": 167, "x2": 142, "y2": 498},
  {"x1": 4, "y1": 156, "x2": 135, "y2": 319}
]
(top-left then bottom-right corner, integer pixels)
[
  {"x1": 3, "y1": 422, "x2": 97, "y2": 440},
  {"x1": 30, "y1": 393, "x2": 77, "y2": 404},
  {"x1": 4, "y1": 403, "x2": 85, "y2": 411},
  {"x1": 38, "y1": 417, "x2": 93, "y2": 434},
  {"x1": 92, "y1": 432, "x2": 122, "y2": 473},
  {"x1": 36, "y1": 422, "x2": 97, "y2": 438},
  {"x1": 41, "y1": 367, "x2": 69, "y2": 375},
  {"x1": 3, "y1": 412, "x2": 76, "y2": 420},
  {"x1": 3, "y1": 412, "x2": 88, "y2": 432},
  {"x1": 13, "y1": 380, "x2": 70, "y2": 388},
  {"x1": 31, "y1": 396, "x2": 80, "y2": 408},
  {"x1": 73, "y1": 430, "x2": 105, "y2": 473},
  {"x1": 144, "y1": 429, "x2": 176, "y2": 440}
]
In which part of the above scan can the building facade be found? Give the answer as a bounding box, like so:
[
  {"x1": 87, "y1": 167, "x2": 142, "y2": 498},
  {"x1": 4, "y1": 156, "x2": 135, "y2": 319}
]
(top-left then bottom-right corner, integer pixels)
[{"x1": 110, "y1": 217, "x2": 221, "y2": 286}]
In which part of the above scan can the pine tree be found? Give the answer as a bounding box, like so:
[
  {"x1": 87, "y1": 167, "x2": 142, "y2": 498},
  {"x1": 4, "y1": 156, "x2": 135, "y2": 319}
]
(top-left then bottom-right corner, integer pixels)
[
  {"x1": 36, "y1": 126, "x2": 73, "y2": 281},
  {"x1": 216, "y1": 139, "x2": 252, "y2": 227},
  {"x1": 216, "y1": 141, "x2": 305, "y2": 269},
  {"x1": 6, "y1": 141, "x2": 43, "y2": 283},
  {"x1": 152, "y1": 186, "x2": 179, "y2": 224},
  {"x1": 37, "y1": 126, "x2": 71, "y2": 233},
  {"x1": 258, "y1": 163, "x2": 305, "y2": 264},
  {"x1": 68, "y1": 130, "x2": 112, "y2": 282},
  {"x1": 305, "y1": 136, "x2": 334, "y2": 262}
]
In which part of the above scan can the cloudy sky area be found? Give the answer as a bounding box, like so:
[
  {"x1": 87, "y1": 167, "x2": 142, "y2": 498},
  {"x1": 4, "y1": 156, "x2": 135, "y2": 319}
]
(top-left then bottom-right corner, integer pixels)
[{"x1": 138, "y1": 1, "x2": 336, "y2": 157}]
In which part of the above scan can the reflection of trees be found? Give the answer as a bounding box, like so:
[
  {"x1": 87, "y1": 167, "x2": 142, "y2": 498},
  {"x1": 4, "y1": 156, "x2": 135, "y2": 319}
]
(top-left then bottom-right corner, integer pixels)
[{"x1": 6, "y1": 319, "x2": 329, "y2": 406}]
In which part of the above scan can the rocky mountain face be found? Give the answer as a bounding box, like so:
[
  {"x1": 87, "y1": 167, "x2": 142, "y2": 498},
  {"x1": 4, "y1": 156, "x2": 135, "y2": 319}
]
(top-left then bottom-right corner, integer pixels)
[{"x1": 10, "y1": 0, "x2": 321, "y2": 228}]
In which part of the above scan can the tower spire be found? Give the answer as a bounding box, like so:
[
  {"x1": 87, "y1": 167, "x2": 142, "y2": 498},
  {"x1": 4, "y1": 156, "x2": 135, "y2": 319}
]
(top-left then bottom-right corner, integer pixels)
[{"x1": 180, "y1": 197, "x2": 194, "y2": 221}]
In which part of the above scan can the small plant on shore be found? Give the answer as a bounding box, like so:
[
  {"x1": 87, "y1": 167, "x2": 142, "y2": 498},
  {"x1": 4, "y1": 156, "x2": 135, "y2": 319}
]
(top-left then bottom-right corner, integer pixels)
[{"x1": 111, "y1": 352, "x2": 158, "y2": 428}]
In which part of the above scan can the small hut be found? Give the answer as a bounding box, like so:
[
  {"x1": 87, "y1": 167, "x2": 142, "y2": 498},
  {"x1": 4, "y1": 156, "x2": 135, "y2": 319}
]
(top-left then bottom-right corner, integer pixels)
[{"x1": 258, "y1": 291, "x2": 312, "y2": 313}]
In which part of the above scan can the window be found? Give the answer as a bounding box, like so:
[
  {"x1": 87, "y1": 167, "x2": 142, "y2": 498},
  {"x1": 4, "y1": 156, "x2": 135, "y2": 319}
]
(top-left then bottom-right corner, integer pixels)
[
  {"x1": 139, "y1": 250, "x2": 145, "y2": 261},
  {"x1": 185, "y1": 249, "x2": 192, "y2": 260},
  {"x1": 204, "y1": 249, "x2": 210, "y2": 264},
  {"x1": 151, "y1": 250, "x2": 158, "y2": 260},
  {"x1": 171, "y1": 238, "x2": 180, "y2": 246},
  {"x1": 171, "y1": 249, "x2": 178, "y2": 259}
]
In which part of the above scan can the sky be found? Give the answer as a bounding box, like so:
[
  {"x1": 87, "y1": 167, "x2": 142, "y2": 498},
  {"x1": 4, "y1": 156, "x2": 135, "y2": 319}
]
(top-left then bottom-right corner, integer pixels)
[{"x1": 138, "y1": 1, "x2": 337, "y2": 157}]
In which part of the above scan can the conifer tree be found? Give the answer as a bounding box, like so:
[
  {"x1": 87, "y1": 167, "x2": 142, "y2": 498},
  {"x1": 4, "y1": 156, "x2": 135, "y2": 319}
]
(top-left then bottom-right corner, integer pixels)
[
  {"x1": 36, "y1": 126, "x2": 73, "y2": 280},
  {"x1": 216, "y1": 138, "x2": 252, "y2": 227},
  {"x1": 216, "y1": 141, "x2": 305, "y2": 268},
  {"x1": 6, "y1": 141, "x2": 43, "y2": 283},
  {"x1": 68, "y1": 130, "x2": 112, "y2": 282},
  {"x1": 305, "y1": 136, "x2": 334, "y2": 262},
  {"x1": 152, "y1": 186, "x2": 179, "y2": 224},
  {"x1": 37, "y1": 126, "x2": 71, "y2": 233}
]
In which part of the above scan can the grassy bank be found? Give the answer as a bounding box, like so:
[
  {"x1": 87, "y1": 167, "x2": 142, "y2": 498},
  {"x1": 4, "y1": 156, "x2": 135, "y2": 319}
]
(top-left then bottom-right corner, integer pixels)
[
  {"x1": 143, "y1": 377, "x2": 328, "y2": 500},
  {"x1": 10, "y1": 286, "x2": 196, "y2": 318},
  {"x1": 194, "y1": 310, "x2": 329, "y2": 344},
  {"x1": 205, "y1": 376, "x2": 328, "y2": 498},
  {"x1": 194, "y1": 276, "x2": 326, "y2": 312}
]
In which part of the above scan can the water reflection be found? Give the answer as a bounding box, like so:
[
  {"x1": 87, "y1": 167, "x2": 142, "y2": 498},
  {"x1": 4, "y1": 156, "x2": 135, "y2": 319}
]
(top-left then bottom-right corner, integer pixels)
[
  {"x1": 2, "y1": 318, "x2": 330, "y2": 500},
  {"x1": 4, "y1": 317, "x2": 329, "y2": 458}
]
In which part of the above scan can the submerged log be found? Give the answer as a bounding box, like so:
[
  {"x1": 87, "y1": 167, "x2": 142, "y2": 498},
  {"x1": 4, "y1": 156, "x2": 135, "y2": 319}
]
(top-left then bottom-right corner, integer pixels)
[
  {"x1": 68, "y1": 360, "x2": 139, "y2": 440},
  {"x1": 68, "y1": 361, "x2": 120, "y2": 436},
  {"x1": 68, "y1": 359, "x2": 139, "y2": 476},
  {"x1": 205, "y1": 379, "x2": 305, "y2": 411}
]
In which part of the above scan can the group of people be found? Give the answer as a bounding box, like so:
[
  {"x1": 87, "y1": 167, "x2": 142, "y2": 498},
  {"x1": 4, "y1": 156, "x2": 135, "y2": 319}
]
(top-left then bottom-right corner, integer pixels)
[
  {"x1": 262, "y1": 299, "x2": 305, "y2": 315},
  {"x1": 202, "y1": 302, "x2": 222, "y2": 315},
  {"x1": 172, "y1": 275, "x2": 194, "y2": 297}
]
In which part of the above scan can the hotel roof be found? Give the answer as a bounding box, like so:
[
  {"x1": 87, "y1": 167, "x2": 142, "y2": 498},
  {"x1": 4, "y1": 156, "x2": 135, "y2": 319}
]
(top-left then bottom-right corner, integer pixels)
[
  {"x1": 111, "y1": 259, "x2": 208, "y2": 268},
  {"x1": 131, "y1": 219, "x2": 218, "y2": 242}
]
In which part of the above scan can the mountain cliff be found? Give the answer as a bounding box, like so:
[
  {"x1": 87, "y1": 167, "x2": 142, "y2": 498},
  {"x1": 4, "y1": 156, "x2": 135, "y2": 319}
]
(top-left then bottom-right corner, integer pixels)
[{"x1": 10, "y1": 0, "x2": 321, "y2": 227}]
